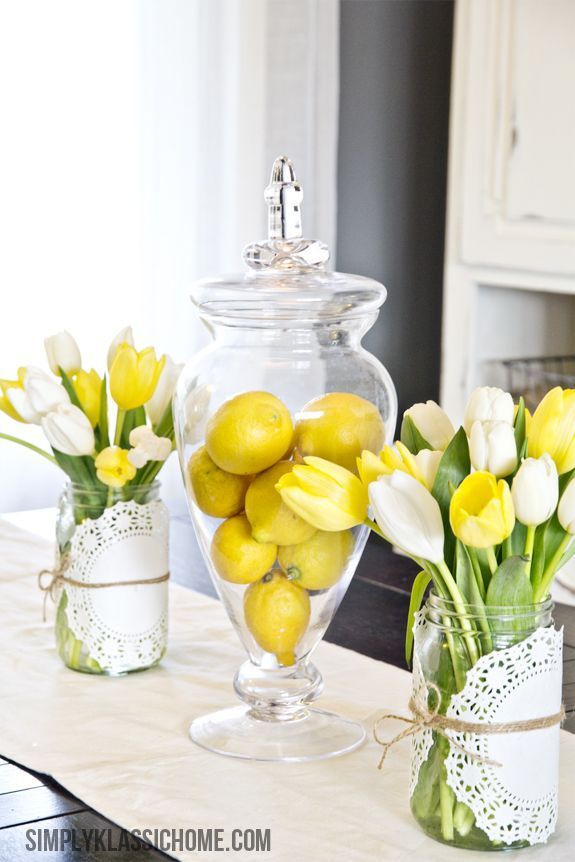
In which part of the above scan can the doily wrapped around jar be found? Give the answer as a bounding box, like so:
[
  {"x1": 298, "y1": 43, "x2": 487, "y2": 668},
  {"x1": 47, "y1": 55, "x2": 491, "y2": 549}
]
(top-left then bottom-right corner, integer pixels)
[{"x1": 410, "y1": 608, "x2": 563, "y2": 849}]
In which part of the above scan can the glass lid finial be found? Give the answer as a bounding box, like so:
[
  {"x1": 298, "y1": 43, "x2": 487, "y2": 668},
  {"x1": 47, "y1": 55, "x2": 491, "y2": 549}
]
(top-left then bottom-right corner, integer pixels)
[{"x1": 243, "y1": 156, "x2": 330, "y2": 271}]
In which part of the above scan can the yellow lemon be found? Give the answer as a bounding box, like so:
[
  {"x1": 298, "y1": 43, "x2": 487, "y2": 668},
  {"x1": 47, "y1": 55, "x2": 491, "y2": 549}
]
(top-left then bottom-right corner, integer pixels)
[
  {"x1": 245, "y1": 461, "x2": 316, "y2": 546},
  {"x1": 188, "y1": 446, "x2": 250, "y2": 518},
  {"x1": 211, "y1": 514, "x2": 277, "y2": 585},
  {"x1": 244, "y1": 570, "x2": 311, "y2": 665},
  {"x1": 278, "y1": 529, "x2": 354, "y2": 591},
  {"x1": 293, "y1": 392, "x2": 385, "y2": 472},
  {"x1": 205, "y1": 391, "x2": 293, "y2": 475}
]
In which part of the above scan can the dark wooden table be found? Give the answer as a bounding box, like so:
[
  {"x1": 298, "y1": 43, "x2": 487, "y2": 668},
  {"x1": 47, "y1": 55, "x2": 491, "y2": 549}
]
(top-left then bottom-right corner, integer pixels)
[{"x1": 2, "y1": 515, "x2": 575, "y2": 860}]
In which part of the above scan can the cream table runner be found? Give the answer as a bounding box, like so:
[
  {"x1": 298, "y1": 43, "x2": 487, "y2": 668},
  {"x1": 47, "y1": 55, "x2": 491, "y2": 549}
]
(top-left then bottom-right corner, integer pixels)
[{"x1": 1, "y1": 517, "x2": 575, "y2": 862}]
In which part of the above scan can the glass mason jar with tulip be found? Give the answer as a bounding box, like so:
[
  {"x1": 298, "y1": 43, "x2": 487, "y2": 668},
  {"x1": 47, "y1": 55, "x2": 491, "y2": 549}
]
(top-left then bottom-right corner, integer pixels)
[
  {"x1": 174, "y1": 157, "x2": 397, "y2": 761},
  {"x1": 365, "y1": 385, "x2": 574, "y2": 850},
  {"x1": 0, "y1": 327, "x2": 182, "y2": 675}
]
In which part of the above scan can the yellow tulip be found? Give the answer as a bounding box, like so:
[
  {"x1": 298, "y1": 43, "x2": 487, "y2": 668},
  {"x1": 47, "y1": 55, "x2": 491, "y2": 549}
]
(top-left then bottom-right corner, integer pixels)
[
  {"x1": 0, "y1": 370, "x2": 27, "y2": 422},
  {"x1": 95, "y1": 446, "x2": 137, "y2": 488},
  {"x1": 529, "y1": 387, "x2": 575, "y2": 474},
  {"x1": 357, "y1": 442, "x2": 442, "y2": 491},
  {"x1": 276, "y1": 455, "x2": 368, "y2": 531},
  {"x1": 109, "y1": 344, "x2": 165, "y2": 410},
  {"x1": 450, "y1": 471, "x2": 515, "y2": 549},
  {"x1": 73, "y1": 369, "x2": 102, "y2": 427},
  {"x1": 357, "y1": 449, "x2": 388, "y2": 486}
]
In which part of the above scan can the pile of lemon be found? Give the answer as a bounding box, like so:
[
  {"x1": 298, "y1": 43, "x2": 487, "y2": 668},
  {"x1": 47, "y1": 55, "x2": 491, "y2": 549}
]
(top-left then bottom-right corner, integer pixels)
[{"x1": 188, "y1": 390, "x2": 384, "y2": 666}]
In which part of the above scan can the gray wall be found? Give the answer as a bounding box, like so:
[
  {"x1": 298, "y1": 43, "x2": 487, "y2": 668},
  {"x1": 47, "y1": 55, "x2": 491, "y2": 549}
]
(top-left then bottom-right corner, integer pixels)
[{"x1": 336, "y1": 0, "x2": 454, "y2": 422}]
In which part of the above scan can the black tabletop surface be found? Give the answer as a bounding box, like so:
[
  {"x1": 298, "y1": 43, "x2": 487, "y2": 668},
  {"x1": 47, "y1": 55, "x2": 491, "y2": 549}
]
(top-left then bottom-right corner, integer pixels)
[{"x1": 1, "y1": 515, "x2": 574, "y2": 860}]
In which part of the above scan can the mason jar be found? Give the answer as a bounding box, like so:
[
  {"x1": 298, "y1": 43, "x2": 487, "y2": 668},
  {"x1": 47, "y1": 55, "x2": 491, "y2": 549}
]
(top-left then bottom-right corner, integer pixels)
[
  {"x1": 410, "y1": 593, "x2": 561, "y2": 850},
  {"x1": 51, "y1": 481, "x2": 169, "y2": 675}
]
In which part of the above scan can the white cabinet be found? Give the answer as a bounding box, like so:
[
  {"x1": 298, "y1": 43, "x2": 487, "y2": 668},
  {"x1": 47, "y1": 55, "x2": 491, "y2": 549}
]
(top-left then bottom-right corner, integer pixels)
[{"x1": 441, "y1": 0, "x2": 575, "y2": 419}]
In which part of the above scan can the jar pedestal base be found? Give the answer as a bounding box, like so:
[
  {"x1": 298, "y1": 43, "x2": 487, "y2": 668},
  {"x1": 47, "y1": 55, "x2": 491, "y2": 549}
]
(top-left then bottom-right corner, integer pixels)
[{"x1": 189, "y1": 705, "x2": 366, "y2": 762}]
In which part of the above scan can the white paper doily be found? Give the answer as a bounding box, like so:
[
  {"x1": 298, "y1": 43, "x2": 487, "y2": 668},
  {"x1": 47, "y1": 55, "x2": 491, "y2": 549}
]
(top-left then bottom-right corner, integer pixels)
[
  {"x1": 62, "y1": 500, "x2": 169, "y2": 673},
  {"x1": 411, "y1": 613, "x2": 562, "y2": 846}
]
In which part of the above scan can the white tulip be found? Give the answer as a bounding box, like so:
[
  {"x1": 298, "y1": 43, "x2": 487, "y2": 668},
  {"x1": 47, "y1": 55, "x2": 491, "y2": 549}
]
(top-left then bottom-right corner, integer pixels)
[
  {"x1": 404, "y1": 400, "x2": 455, "y2": 451},
  {"x1": 463, "y1": 386, "x2": 514, "y2": 435},
  {"x1": 107, "y1": 325, "x2": 134, "y2": 372},
  {"x1": 41, "y1": 403, "x2": 95, "y2": 456},
  {"x1": 44, "y1": 330, "x2": 81, "y2": 376},
  {"x1": 558, "y1": 478, "x2": 575, "y2": 535},
  {"x1": 128, "y1": 425, "x2": 172, "y2": 468},
  {"x1": 5, "y1": 387, "x2": 42, "y2": 424},
  {"x1": 414, "y1": 449, "x2": 443, "y2": 490},
  {"x1": 512, "y1": 454, "x2": 558, "y2": 527},
  {"x1": 24, "y1": 367, "x2": 70, "y2": 417},
  {"x1": 469, "y1": 420, "x2": 518, "y2": 478},
  {"x1": 369, "y1": 470, "x2": 445, "y2": 563},
  {"x1": 145, "y1": 355, "x2": 183, "y2": 426}
]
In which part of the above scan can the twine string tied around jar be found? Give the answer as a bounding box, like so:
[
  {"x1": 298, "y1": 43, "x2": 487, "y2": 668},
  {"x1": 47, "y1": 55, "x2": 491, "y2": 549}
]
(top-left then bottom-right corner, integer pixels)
[
  {"x1": 374, "y1": 682, "x2": 565, "y2": 770},
  {"x1": 38, "y1": 552, "x2": 170, "y2": 622}
]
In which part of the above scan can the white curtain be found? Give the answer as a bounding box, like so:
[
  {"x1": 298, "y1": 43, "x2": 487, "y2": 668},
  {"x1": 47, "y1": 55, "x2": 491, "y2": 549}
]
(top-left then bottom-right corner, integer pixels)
[{"x1": 0, "y1": 0, "x2": 340, "y2": 513}]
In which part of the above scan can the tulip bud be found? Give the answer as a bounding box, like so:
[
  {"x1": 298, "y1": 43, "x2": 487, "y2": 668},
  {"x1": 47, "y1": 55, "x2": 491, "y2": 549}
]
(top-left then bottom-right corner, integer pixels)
[
  {"x1": 463, "y1": 387, "x2": 514, "y2": 435},
  {"x1": 558, "y1": 478, "x2": 575, "y2": 535},
  {"x1": 404, "y1": 400, "x2": 454, "y2": 451},
  {"x1": 512, "y1": 454, "x2": 559, "y2": 527},
  {"x1": 145, "y1": 355, "x2": 183, "y2": 426},
  {"x1": 1, "y1": 369, "x2": 40, "y2": 423},
  {"x1": 44, "y1": 331, "x2": 82, "y2": 376},
  {"x1": 24, "y1": 367, "x2": 70, "y2": 416},
  {"x1": 469, "y1": 420, "x2": 517, "y2": 478},
  {"x1": 369, "y1": 471, "x2": 445, "y2": 563},
  {"x1": 41, "y1": 403, "x2": 95, "y2": 456},
  {"x1": 107, "y1": 325, "x2": 134, "y2": 372},
  {"x1": 110, "y1": 344, "x2": 165, "y2": 411},
  {"x1": 276, "y1": 456, "x2": 367, "y2": 531},
  {"x1": 529, "y1": 387, "x2": 575, "y2": 475},
  {"x1": 450, "y1": 471, "x2": 515, "y2": 549},
  {"x1": 128, "y1": 425, "x2": 172, "y2": 468}
]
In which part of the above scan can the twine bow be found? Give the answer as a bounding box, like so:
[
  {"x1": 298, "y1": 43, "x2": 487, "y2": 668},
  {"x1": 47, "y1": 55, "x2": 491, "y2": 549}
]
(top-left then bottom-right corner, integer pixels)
[
  {"x1": 38, "y1": 553, "x2": 170, "y2": 622},
  {"x1": 373, "y1": 682, "x2": 565, "y2": 770}
]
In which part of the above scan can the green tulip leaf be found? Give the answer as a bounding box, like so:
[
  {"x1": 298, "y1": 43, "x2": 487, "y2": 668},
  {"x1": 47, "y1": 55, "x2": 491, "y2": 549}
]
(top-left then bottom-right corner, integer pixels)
[
  {"x1": 96, "y1": 375, "x2": 110, "y2": 451},
  {"x1": 455, "y1": 541, "x2": 483, "y2": 605},
  {"x1": 121, "y1": 406, "x2": 147, "y2": 449},
  {"x1": 400, "y1": 414, "x2": 432, "y2": 455},
  {"x1": 58, "y1": 367, "x2": 84, "y2": 411},
  {"x1": 532, "y1": 468, "x2": 575, "y2": 594},
  {"x1": 486, "y1": 555, "x2": 533, "y2": 608},
  {"x1": 405, "y1": 569, "x2": 432, "y2": 666},
  {"x1": 431, "y1": 427, "x2": 470, "y2": 568},
  {"x1": 514, "y1": 396, "x2": 527, "y2": 459}
]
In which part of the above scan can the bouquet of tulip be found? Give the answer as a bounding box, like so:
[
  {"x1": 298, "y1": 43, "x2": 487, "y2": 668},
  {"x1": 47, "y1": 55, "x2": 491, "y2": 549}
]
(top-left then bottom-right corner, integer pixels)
[
  {"x1": 276, "y1": 385, "x2": 575, "y2": 849},
  {"x1": 0, "y1": 327, "x2": 182, "y2": 520},
  {"x1": 0, "y1": 328, "x2": 181, "y2": 675}
]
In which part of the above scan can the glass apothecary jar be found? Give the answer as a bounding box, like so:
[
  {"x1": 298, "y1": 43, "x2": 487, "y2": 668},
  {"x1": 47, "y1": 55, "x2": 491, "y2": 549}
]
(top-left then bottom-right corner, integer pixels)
[
  {"x1": 174, "y1": 157, "x2": 397, "y2": 761},
  {"x1": 410, "y1": 594, "x2": 562, "y2": 850},
  {"x1": 48, "y1": 481, "x2": 169, "y2": 675}
]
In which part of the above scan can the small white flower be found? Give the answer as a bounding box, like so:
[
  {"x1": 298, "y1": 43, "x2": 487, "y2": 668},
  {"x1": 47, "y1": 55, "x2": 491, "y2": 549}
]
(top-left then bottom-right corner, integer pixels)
[{"x1": 128, "y1": 425, "x2": 172, "y2": 468}]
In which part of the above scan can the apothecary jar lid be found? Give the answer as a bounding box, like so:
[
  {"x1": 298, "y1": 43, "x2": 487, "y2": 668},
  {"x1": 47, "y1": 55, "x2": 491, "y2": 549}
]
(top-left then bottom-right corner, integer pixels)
[{"x1": 191, "y1": 156, "x2": 387, "y2": 326}]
